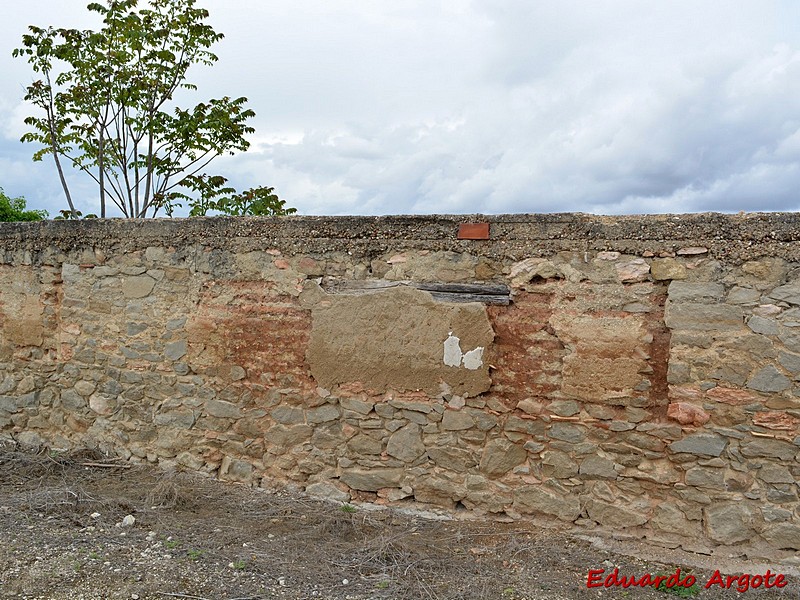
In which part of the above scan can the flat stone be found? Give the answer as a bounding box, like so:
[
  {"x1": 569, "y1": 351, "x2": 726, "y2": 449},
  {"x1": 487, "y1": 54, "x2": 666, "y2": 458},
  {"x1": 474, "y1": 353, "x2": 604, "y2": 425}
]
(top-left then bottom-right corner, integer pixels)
[
  {"x1": 220, "y1": 457, "x2": 253, "y2": 482},
  {"x1": 340, "y1": 468, "x2": 404, "y2": 492},
  {"x1": 746, "y1": 316, "x2": 779, "y2": 335},
  {"x1": 777, "y1": 307, "x2": 800, "y2": 325},
  {"x1": 153, "y1": 410, "x2": 195, "y2": 429},
  {"x1": 616, "y1": 259, "x2": 650, "y2": 283},
  {"x1": 73, "y1": 380, "x2": 97, "y2": 397},
  {"x1": 268, "y1": 424, "x2": 313, "y2": 446},
  {"x1": 622, "y1": 302, "x2": 650, "y2": 313},
  {"x1": 747, "y1": 365, "x2": 791, "y2": 393},
  {"x1": 88, "y1": 394, "x2": 114, "y2": 416},
  {"x1": 547, "y1": 400, "x2": 580, "y2": 417},
  {"x1": 517, "y1": 398, "x2": 543, "y2": 415},
  {"x1": 0, "y1": 377, "x2": 16, "y2": 394},
  {"x1": 505, "y1": 415, "x2": 546, "y2": 435},
  {"x1": 761, "y1": 506, "x2": 792, "y2": 523},
  {"x1": 306, "y1": 481, "x2": 350, "y2": 503},
  {"x1": 60, "y1": 389, "x2": 86, "y2": 410},
  {"x1": 127, "y1": 322, "x2": 149, "y2": 336},
  {"x1": 740, "y1": 438, "x2": 797, "y2": 460},
  {"x1": 579, "y1": 455, "x2": 618, "y2": 479},
  {"x1": 609, "y1": 421, "x2": 635, "y2": 432},
  {"x1": 401, "y1": 410, "x2": 428, "y2": 425},
  {"x1": 685, "y1": 466, "x2": 724, "y2": 489},
  {"x1": 651, "y1": 504, "x2": 692, "y2": 532},
  {"x1": 667, "y1": 402, "x2": 710, "y2": 426},
  {"x1": 166, "y1": 317, "x2": 187, "y2": 330},
  {"x1": 204, "y1": 399, "x2": 241, "y2": 419},
  {"x1": 753, "y1": 304, "x2": 782, "y2": 317},
  {"x1": 762, "y1": 523, "x2": 800, "y2": 550},
  {"x1": 624, "y1": 407, "x2": 650, "y2": 423},
  {"x1": 386, "y1": 424, "x2": 425, "y2": 463},
  {"x1": 479, "y1": 438, "x2": 527, "y2": 477},
  {"x1": 347, "y1": 434, "x2": 383, "y2": 455},
  {"x1": 388, "y1": 399, "x2": 432, "y2": 414},
  {"x1": 668, "y1": 282, "x2": 724, "y2": 302},
  {"x1": 510, "y1": 258, "x2": 561, "y2": 285},
  {"x1": 542, "y1": 450, "x2": 579, "y2": 479},
  {"x1": 585, "y1": 405, "x2": 615, "y2": 420},
  {"x1": 271, "y1": 406, "x2": 305, "y2": 424},
  {"x1": 122, "y1": 275, "x2": 156, "y2": 298},
  {"x1": 650, "y1": 258, "x2": 686, "y2": 281},
  {"x1": 174, "y1": 451, "x2": 204, "y2": 471},
  {"x1": 229, "y1": 365, "x2": 246, "y2": 381},
  {"x1": 753, "y1": 411, "x2": 800, "y2": 431},
  {"x1": 768, "y1": 281, "x2": 800, "y2": 305},
  {"x1": 676, "y1": 247, "x2": 708, "y2": 255},
  {"x1": 513, "y1": 485, "x2": 581, "y2": 522},
  {"x1": 164, "y1": 340, "x2": 188, "y2": 361},
  {"x1": 523, "y1": 441, "x2": 545, "y2": 453},
  {"x1": 427, "y1": 446, "x2": 477, "y2": 472},
  {"x1": 548, "y1": 423, "x2": 586, "y2": 443},
  {"x1": 16, "y1": 377, "x2": 35, "y2": 395},
  {"x1": 414, "y1": 476, "x2": 465, "y2": 506},
  {"x1": 758, "y1": 464, "x2": 794, "y2": 484},
  {"x1": 664, "y1": 303, "x2": 743, "y2": 331},
  {"x1": 703, "y1": 503, "x2": 756, "y2": 545},
  {"x1": 766, "y1": 484, "x2": 797, "y2": 503},
  {"x1": 586, "y1": 499, "x2": 648, "y2": 528},
  {"x1": 621, "y1": 432, "x2": 666, "y2": 451},
  {"x1": 727, "y1": 286, "x2": 761, "y2": 304},
  {"x1": 778, "y1": 351, "x2": 800, "y2": 374},
  {"x1": 306, "y1": 404, "x2": 340, "y2": 424},
  {"x1": 441, "y1": 409, "x2": 474, "y2": 431},
  {"x1": 620, "y1": 460, "x2": 681, "y2": 484},
  {"x1": 0, "y1": 396, "x2": 17, "y2": 412},
  {"x1": 705, "y1": 387, "x2": 761, "y2": 405},
  {"x1": 669, "y1": 433, "x2": 727, "y2": 457},
  {"x1": 340, "y1": 397, "x2": 374, "y2": 415}
]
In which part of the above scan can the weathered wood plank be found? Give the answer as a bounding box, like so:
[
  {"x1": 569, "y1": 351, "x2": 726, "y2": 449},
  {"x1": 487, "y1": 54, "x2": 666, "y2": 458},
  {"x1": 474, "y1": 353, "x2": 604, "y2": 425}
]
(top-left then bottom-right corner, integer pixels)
[
  {"x1": 320, "y1": 278, "x2": 511, "y2": 304},
  {"x1": 415, "y1": 282, "x2": 510, "y2": 295},
  {"x1": 427, "y1": 292, "x2": 511, "y2": 305}
]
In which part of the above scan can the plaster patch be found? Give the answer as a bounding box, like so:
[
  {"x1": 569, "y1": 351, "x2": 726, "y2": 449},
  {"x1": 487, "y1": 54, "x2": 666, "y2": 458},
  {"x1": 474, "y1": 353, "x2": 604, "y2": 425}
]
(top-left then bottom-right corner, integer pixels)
[
  {"x1": 308, "y1": 286, "x2": 494, "y2": 396},
  {"x1": 443, "y1": 333, "x2": 463, "y2": 367},
  {"x1": 462, "y1": 347, "x2": 484, "y2": 370}
]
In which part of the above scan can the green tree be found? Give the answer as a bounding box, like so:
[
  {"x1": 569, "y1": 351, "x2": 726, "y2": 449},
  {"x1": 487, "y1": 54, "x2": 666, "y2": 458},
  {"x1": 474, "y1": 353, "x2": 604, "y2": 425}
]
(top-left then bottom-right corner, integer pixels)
[
  {"x1": 13, "y1": 0, "x2": 295, "y2": 218},
  {"x1": 0, "y1": 188, "x2": 48, "y2": 222}
]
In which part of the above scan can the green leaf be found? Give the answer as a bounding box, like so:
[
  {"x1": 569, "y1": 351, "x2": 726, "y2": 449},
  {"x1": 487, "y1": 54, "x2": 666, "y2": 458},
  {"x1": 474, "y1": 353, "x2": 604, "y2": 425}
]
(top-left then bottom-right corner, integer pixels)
[{"x1": 12, "y1": 0, "x2": 294, "y2": 219}]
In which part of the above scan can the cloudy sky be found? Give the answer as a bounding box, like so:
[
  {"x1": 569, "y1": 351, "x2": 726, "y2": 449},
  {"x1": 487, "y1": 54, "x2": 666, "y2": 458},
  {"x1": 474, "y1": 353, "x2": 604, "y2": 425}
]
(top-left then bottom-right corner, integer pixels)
[{"x1": 2, "y1": 1, "x2": 800, "y2": 217}]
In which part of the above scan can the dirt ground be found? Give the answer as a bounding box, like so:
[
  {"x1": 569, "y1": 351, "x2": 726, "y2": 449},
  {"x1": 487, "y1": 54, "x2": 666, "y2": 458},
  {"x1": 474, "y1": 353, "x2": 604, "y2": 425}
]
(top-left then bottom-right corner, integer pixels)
[{"x1": 0, "y1": 445, "x2": 798, "y2": 600}]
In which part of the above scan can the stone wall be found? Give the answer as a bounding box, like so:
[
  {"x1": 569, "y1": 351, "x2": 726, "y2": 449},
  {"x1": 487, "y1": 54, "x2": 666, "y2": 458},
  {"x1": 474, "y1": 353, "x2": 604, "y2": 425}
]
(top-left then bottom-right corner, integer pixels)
[{"x1": 1, "y1": 214, "x2": 799, "y2": 555}]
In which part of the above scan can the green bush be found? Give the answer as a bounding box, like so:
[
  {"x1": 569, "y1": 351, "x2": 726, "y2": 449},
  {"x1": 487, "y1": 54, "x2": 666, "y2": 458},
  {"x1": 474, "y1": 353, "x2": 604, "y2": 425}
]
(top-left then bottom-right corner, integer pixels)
[{"x1": 0, "y1": 188, "x2": 47, "y2": 222}]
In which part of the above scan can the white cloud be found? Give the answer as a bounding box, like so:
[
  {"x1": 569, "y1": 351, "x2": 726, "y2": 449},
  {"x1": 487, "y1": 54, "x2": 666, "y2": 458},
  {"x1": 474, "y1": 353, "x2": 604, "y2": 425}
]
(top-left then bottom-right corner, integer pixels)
[{"x1": 1, "y1": 1, "x2": 799, "y2": 216}]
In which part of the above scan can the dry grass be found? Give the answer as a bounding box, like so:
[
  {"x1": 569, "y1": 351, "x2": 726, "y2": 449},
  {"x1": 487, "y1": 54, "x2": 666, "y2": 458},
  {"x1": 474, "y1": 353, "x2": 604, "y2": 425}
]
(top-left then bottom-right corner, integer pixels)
[{"x1": 1, "y1": 445, "x2": 797, "y2": 600}]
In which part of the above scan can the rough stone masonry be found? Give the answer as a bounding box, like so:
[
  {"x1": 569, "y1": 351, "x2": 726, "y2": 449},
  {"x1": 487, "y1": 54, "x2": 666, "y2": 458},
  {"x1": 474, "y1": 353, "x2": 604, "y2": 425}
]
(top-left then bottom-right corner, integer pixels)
[{"x1": 1, "y1": 213, "x2": 799, "y2": 556}]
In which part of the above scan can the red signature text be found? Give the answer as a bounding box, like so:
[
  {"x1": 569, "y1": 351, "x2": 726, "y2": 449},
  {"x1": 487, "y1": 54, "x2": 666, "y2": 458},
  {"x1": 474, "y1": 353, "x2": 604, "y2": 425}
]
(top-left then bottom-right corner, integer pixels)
[{"x1": 587, "y1": 567, "x2": 788, "y2": 592}]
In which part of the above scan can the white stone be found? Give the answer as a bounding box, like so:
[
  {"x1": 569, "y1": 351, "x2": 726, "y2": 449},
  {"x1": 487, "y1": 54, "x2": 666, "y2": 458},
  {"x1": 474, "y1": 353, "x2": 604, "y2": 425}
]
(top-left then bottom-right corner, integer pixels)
[
  {"x1": 462, "y1": 347, "x2": 484, "y2": 370},
  {"x1": 443, "y1": 333, "x2": 462, "y2": 367}
]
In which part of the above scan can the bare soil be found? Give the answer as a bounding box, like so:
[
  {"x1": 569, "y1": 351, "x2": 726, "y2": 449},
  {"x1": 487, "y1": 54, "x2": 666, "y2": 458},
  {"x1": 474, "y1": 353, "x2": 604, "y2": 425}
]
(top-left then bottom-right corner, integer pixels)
[{"x1": 0, "y1": 446, "x2": 797, "y2": 600}]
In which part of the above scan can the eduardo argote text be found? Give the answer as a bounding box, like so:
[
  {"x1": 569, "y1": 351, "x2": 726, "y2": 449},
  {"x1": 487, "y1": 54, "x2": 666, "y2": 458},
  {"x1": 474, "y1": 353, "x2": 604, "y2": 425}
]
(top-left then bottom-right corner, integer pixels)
[{"x1": 587, "y1": 567, "x2": 788, "y2": 592}]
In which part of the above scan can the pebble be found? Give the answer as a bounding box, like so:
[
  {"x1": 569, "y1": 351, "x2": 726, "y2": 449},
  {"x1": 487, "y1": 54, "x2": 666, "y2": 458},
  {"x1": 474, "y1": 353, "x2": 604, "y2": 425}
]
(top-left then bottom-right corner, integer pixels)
[{"x1": 121, "y1": 515, "x2": 136, "y2": 527}]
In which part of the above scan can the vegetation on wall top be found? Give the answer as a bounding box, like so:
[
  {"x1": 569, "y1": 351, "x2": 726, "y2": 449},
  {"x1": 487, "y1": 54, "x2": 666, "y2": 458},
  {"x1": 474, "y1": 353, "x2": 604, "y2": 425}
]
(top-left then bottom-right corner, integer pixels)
[{"x1": 13, "y1": 0, "x2": 296, "y2": 219}]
